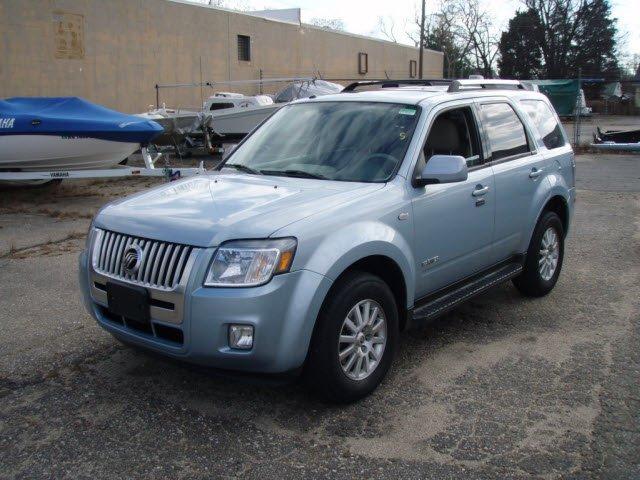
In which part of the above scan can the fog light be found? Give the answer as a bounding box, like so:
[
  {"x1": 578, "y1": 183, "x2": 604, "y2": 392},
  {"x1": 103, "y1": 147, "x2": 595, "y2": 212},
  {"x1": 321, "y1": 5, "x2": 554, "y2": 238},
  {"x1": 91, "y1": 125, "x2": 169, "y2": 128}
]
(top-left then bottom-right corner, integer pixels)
[{"x1": 229, "y1": 325, "x2": 254, "y2": 350}]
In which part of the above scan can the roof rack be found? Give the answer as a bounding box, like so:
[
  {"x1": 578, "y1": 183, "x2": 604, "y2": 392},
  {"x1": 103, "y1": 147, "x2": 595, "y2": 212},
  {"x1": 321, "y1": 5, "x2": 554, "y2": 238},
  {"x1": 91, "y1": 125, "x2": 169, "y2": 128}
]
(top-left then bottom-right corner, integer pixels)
[
  {"x1": 341, "y1": 79, "x2": 453, "y2": 92},
  {"x1": 448, "y1": 79, "x2": 529, "y2": 92},
  {"x1": 341, "y1": 79, "x2": 531, "y2": 93}
]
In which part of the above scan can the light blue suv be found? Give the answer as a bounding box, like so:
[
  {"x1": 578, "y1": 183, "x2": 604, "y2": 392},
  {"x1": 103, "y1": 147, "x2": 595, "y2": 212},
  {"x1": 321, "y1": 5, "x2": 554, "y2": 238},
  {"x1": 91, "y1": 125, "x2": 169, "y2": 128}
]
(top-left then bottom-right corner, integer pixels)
[{"x1": 79, "y1": 79, "x2": 575, "y2": 402}]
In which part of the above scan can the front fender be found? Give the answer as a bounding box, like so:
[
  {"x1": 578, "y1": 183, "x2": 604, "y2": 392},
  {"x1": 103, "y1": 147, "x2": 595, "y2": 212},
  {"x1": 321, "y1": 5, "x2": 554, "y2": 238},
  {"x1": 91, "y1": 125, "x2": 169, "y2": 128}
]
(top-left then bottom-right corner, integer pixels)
[{"x1": 299, "y1": 220, "x2": 416, "y2": 308}]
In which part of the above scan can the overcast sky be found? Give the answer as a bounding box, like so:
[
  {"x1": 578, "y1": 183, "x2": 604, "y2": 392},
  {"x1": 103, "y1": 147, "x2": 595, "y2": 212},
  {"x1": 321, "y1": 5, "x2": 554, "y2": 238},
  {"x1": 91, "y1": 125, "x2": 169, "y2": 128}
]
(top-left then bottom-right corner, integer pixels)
[{"x1": 193, "y1": 0, "x2": 640, "y2": 59}]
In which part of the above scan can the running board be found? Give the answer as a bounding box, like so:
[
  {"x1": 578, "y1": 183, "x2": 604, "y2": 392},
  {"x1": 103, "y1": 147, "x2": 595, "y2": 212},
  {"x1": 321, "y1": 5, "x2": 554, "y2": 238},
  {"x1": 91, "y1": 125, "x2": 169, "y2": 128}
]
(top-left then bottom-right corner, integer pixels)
[{"x1": 410, "y1": 261, "x2": 523, "y2": 325}]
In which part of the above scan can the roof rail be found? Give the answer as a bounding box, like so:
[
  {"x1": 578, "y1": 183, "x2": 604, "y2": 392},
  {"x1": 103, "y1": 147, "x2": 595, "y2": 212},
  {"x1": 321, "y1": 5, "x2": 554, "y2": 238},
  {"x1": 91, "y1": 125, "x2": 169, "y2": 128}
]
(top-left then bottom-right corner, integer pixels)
[
  {"x1": 342, "y1": 79, "x2": 453, "y2": 92},
  {"x1": 341, "y1": 79, "x2": 533, "y2": 94},
  {"x1": 447, "y1": 79, "x2": 528, "y2": 92}
]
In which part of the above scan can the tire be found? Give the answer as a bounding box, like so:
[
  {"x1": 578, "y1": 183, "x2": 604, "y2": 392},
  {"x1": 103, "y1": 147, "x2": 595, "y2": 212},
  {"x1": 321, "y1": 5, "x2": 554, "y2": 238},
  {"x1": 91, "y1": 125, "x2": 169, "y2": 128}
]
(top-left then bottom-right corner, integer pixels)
[
  {"x1": 305, "y1": 271, "x2": 399, "y2": 403},
  {"x1": 513, "y1": 211, "x2": 564, "y2": 297}
]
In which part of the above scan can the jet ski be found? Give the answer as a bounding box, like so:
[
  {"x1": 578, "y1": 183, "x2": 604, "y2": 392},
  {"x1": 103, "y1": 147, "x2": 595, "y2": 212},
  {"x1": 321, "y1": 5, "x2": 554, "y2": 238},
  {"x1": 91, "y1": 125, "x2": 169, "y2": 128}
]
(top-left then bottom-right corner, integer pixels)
[{"x1": 0, "y1": 97, "x2": 163, "y2": 171}]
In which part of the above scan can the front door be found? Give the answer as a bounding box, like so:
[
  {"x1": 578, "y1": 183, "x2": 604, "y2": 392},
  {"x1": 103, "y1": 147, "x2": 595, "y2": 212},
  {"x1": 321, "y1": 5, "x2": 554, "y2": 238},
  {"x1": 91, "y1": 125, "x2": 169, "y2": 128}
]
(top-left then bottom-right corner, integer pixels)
[{"x1": 410, "y1": 105, "x2": 496, "y2": 298}]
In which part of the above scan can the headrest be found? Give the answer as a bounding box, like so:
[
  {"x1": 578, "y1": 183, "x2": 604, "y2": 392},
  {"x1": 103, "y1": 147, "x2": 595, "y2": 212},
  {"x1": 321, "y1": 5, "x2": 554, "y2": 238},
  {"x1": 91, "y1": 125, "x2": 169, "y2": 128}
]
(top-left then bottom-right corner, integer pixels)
[{"x1": 425, "y1": 118, "x2": 460, "y2": 153}]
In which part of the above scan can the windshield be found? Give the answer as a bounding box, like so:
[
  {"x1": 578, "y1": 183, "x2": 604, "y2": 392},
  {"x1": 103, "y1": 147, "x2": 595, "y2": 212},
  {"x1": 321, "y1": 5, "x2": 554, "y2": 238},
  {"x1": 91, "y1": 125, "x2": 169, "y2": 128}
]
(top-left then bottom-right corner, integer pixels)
[{"x1": 221, "y1": 101, "x2": 421, "y2": 182}]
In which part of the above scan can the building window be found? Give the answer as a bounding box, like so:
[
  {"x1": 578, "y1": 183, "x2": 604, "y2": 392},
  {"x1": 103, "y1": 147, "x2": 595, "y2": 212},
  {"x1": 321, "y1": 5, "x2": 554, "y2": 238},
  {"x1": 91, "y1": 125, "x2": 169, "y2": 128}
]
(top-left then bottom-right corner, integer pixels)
[
  {"x1": 409, "y1": 60, "x2": 417, "y2": 78},
  {"x1": 237, "y1": 35, "x2": 251, "y2": 61},
  {"x1": 358, "y1": 52, "x2": 368, "y2": 75}
]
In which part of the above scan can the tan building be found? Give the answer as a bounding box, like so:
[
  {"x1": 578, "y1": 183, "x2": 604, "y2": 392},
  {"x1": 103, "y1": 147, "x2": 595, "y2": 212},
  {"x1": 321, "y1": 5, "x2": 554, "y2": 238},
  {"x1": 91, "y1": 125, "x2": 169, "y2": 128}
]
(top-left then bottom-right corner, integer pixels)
[{"x1": 0, "y1": 0, "x2": 443, "y2": 113}]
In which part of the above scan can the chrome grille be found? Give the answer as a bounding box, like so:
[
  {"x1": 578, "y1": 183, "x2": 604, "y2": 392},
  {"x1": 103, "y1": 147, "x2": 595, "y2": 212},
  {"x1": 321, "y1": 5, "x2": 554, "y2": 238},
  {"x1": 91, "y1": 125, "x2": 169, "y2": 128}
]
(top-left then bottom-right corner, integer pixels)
[{"x1": 92, "y1": 229, "x2": 195, "y2": 289}]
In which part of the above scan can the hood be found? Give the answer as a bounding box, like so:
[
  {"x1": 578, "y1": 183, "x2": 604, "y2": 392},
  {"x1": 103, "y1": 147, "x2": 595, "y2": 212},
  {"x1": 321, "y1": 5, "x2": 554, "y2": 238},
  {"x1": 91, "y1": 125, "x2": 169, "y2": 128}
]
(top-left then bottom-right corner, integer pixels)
[{"x1": 95, "y1": 173, "x2": 384, "y2": 247}]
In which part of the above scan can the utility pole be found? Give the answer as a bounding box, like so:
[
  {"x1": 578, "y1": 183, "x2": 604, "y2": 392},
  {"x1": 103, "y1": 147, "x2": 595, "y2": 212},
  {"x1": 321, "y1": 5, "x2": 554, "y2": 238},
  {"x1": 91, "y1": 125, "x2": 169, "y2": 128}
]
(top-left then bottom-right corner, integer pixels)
[{"x1": 418, "y1": 0, "x2": 426, "y2": 79}]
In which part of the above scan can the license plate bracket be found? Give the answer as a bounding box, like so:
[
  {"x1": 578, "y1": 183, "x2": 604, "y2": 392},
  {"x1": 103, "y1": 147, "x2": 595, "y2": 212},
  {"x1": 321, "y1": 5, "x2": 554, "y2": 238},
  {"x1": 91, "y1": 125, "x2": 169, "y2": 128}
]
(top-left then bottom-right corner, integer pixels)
[{"x1": 106, "y1": 282, "x2": 150, "y2": 323}]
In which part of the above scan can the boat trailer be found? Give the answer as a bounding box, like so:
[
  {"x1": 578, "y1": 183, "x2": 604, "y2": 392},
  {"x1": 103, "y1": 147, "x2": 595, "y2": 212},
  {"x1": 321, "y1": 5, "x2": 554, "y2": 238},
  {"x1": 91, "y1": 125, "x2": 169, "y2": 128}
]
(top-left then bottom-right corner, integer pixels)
[{"x1": 0, "y1": 148, "x2": 206, "y2": 182}]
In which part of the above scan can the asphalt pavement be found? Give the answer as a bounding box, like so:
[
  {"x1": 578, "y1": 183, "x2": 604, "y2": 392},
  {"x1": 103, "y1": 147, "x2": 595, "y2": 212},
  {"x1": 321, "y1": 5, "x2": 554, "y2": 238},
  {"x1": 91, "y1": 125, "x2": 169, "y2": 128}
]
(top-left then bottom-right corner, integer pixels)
[{"x1": 0, "y1": 153, "x2": 638, "y2": 479}]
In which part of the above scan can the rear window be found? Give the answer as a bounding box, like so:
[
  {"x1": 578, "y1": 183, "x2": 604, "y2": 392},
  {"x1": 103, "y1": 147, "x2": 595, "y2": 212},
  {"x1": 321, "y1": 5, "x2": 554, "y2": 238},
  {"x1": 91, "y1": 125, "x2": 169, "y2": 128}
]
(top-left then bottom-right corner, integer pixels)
[
  {"x1": 520, "y1": 100, "x2": 565, "y2": 150},
  {"x1": 480, "y1": 103, "x2": 529, "y2": 161}
]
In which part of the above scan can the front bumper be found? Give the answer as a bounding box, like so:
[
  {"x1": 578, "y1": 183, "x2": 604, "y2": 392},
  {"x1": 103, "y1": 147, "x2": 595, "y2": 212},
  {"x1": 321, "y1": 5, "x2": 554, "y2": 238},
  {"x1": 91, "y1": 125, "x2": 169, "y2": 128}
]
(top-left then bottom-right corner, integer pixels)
[{"x1": 79, "y1": 249, "x2": 332, "y2": 373}]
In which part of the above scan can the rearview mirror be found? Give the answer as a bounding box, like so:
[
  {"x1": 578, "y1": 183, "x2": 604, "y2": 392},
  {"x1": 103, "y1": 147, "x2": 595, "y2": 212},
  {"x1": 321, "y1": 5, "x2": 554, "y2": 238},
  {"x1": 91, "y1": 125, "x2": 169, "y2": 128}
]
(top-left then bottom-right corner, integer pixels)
[{"x1": 415, "y1": 155, "x2": 468, "y2": 187}]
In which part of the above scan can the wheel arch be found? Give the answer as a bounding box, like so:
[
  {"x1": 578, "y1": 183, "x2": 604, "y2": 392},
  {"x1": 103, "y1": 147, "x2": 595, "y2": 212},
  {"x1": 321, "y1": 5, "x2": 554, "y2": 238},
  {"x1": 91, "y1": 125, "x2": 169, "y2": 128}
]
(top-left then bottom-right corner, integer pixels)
[
  {"x1": 540, "y1": 195, "x2": 570, "y2": 236},
  {"x1": 521, "y1": 189, "x2": 571, "y2": 254},
  {"x1": 330, "y1": 255, "x2": 410, "y2": 331}
]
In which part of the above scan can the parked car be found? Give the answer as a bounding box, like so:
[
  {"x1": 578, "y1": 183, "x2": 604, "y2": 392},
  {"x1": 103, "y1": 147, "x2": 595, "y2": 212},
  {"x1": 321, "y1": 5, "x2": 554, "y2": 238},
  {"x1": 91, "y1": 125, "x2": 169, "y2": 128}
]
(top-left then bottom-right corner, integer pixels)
[{"x1": 79, "y1": 79, "x2": 575, "y2": 402}]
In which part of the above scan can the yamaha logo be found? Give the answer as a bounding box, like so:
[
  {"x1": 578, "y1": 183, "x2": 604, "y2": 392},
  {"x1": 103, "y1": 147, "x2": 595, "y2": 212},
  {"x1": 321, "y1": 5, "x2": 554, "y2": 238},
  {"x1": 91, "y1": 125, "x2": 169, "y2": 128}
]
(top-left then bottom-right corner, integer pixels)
[{"x1": 122, "y1": 244, "x2": 142, "y2": 275}]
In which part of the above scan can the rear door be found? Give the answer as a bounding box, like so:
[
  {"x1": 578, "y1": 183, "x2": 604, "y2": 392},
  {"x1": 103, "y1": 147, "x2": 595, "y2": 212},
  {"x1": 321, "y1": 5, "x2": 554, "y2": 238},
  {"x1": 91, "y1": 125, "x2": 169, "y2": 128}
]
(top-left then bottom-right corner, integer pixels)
[
  {"x1": 477, "y1": 100, "x2": 547, "y2": 259},
  {"x1": 519, "y1": 98, "x2": 574, "y2": 189}
]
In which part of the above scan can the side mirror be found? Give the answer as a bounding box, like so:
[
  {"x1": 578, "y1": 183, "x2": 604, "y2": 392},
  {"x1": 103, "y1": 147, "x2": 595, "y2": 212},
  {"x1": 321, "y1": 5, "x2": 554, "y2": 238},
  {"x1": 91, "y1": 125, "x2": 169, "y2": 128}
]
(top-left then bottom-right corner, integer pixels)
[{"x1": 415, "y1": 155, "x2": 468, "y2": 187}]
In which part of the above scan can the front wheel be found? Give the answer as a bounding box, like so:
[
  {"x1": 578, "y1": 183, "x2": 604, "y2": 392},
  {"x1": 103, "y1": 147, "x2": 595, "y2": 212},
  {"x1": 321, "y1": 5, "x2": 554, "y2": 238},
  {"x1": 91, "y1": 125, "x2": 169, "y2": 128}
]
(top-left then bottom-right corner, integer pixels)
[
  {"x1": 305, "y1": 271, "x2": 398, "y2": 403},
  {"x1": 513, "y1": 211, "x2": 565, "y2": 297}
]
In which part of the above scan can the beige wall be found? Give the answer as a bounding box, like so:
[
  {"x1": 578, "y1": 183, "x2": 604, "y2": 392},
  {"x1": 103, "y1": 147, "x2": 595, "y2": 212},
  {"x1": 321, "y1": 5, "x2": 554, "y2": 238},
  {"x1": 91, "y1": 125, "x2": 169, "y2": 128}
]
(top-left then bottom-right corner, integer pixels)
[{"x1": 0, "y1": 0, "x2": 444, "y2": 113}]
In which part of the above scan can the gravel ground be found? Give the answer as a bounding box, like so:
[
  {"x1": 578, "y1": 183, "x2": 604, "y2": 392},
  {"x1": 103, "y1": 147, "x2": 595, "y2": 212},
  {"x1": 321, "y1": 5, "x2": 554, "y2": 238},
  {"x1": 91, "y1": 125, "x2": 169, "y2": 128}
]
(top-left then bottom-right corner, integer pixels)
[{"x1": 0, "y1": 153, "x2": 638, "y2": 479}]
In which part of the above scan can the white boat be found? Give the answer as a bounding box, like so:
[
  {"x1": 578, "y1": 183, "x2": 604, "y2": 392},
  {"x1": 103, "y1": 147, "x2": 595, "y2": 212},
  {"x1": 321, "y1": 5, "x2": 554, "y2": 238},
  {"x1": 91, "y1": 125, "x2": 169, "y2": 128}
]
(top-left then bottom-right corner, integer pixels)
[
  {"x1": 0, "y1": 135, "x2": 143, "y2": 171},
  {"x1": 0, "y1": 97, "x2": 162, "y2": 172},
  {"x1": 136, "y1": 106, "x2": 206, "y2": 147},
  {"x1": 203, "y1": 93, "x2": 282, "y2": 139}
]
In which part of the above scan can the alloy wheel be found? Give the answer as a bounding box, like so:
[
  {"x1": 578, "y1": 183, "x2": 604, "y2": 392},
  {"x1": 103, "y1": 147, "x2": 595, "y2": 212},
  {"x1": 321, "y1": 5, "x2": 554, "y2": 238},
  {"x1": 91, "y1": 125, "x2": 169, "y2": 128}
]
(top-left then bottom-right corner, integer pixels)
[
  {"x1": 539, "y1": 226, "x2": 560, "y2": 281},
  {"x1": 338, "y1": 299, "x2": 387, "y2": 381}
]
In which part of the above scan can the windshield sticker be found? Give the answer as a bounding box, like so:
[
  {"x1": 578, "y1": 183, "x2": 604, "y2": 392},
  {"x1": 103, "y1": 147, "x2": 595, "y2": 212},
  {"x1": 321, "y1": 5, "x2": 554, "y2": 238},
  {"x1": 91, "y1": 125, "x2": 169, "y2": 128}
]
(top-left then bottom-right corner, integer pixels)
[{"x1": 398, "y1": 108, "x2": 417, "y2": 116}]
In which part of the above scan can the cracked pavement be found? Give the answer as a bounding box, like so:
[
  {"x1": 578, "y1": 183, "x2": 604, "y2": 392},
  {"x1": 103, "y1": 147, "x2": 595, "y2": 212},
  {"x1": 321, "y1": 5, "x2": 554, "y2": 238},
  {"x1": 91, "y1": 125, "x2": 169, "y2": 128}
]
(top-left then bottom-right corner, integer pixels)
[{"x1": 0, "y1": 153, "x2": 638, "y2": 479}]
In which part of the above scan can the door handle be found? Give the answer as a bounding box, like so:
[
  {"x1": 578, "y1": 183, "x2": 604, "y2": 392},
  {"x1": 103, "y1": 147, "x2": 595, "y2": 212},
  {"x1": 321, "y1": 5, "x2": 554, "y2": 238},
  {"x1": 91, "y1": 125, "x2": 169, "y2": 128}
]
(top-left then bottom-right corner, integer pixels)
[
  {"x1": 472, "y1": 185, "x2": 489, "y2": 197},
  {"x1": 529, "y1": 168, "x2": 544, "y2": 179}
]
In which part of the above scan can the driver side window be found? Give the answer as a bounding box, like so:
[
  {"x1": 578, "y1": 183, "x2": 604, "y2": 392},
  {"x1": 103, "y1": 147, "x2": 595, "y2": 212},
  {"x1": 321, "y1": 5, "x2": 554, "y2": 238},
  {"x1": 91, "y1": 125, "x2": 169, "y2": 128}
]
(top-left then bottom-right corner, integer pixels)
[{"x1": 416, "y1": 106, "x2": 483, "y2": 175}]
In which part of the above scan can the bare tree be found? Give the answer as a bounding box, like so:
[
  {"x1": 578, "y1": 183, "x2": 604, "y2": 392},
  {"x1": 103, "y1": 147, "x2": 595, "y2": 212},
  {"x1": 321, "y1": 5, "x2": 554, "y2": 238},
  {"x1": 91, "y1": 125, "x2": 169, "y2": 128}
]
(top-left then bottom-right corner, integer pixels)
[
  {"x1": 377, "y1": 16, "x2": 398, "y2": 43},
  {"x1": 405, "y1": 0, "x2": 500, "y2": 78},
  {"x1": 464, "y1": 1, "x2": 500, "y2": 77},
  {"x1": 471, "y1": 18, "x2": 500, "y2": 77},
  {"x1": 409, "y1": 0, "x2": 478, "y2": 78},
  {"x1": 309, "y1": 17, "x2": 346, "y2": 31},
  {"x1": 204, "y1": 0, "x2": 251, "y2": 10}
]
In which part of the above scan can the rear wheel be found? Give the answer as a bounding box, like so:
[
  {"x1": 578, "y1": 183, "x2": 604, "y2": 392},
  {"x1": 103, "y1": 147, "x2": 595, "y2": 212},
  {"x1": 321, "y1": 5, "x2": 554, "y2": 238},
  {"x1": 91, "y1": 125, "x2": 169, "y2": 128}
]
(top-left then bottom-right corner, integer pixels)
[
  {"x1": 305, "y1": 271, "x2": 398, "y2": 403},
  {"x1": 513, "y1": 211, "x2": 564, "y2": 297}
]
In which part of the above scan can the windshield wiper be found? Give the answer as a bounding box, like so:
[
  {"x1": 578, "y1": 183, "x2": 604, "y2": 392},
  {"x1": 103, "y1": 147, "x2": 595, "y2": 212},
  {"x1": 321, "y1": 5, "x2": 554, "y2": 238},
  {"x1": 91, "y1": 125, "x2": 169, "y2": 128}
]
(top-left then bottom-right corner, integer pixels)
[
  {"x1": 222, "y1": 163, "x2": 261, "y2": 175},
  {"x1": 260, "y1": 169, "x2": 327, "y2": 180}
]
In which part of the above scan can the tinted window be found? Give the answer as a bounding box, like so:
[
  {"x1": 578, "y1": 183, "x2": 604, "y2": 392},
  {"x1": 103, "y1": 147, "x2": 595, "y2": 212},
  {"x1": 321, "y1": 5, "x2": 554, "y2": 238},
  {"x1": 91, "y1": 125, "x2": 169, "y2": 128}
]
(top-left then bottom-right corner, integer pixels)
[
  {"x1": 480, "y1": 103, "x2": 529, "y2": 161},
  {"x1": 520, "y1": 100, "x2": 565, "y2": 149},
  {"x1": 222, "y1": 102, "x2": 420, "y2": 183}
]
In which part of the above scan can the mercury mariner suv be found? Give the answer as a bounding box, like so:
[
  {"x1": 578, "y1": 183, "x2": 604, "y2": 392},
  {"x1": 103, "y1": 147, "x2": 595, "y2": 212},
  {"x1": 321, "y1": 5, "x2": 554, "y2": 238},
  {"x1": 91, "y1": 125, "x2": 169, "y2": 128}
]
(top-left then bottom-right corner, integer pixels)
[{"x1": 79, "y1": 79, "x2": 575, "y2": 402}]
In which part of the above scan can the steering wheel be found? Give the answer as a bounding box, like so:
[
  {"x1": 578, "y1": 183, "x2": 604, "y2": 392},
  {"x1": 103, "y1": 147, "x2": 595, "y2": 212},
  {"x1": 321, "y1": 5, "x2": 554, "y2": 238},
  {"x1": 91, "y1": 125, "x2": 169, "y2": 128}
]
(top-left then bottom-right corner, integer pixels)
[{"x1": 361, "y1": 153, "x2": 397, "y2": 177}]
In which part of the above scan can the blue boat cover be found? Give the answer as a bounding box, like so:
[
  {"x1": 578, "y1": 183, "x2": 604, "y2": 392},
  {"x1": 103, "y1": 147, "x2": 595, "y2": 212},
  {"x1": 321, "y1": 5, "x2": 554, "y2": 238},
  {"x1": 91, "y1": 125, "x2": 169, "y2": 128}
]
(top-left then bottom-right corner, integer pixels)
[{"x1": 0, "y1": 97, "x2": 163, "y2": 144}]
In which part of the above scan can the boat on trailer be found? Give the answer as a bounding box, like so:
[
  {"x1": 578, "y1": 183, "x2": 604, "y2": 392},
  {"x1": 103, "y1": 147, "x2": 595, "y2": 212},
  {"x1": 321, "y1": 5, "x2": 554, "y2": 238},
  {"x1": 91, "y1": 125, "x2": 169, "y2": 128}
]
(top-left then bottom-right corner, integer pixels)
[
  {"x1": 202, "y1": 92, "x2": 281, "y2": 141},
  {"x1": 0, "y1": 97, "x2": 163, "y2": 171}
]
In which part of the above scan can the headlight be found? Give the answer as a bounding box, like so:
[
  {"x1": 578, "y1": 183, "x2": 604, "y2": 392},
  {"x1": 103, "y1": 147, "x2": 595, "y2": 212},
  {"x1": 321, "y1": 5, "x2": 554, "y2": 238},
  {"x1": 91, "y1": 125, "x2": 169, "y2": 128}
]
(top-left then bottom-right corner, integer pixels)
[{"x1": 204, "y1": 238, "x2": 297, "y2": 287}]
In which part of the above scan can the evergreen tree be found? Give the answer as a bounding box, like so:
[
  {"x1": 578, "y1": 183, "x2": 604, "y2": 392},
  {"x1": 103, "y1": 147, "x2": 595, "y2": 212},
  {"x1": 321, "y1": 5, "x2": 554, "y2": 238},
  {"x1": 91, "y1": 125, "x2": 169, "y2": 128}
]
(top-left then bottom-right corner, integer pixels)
[
  {"x1": 519, "y1": 0, "x2": 620, "y2": 78},
  {"x1": 498, "y1": 10, "x2": 543, "y2": 79},
  {"x1": 567, "y1": 0, "x2": 619, "y2": 78}
]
